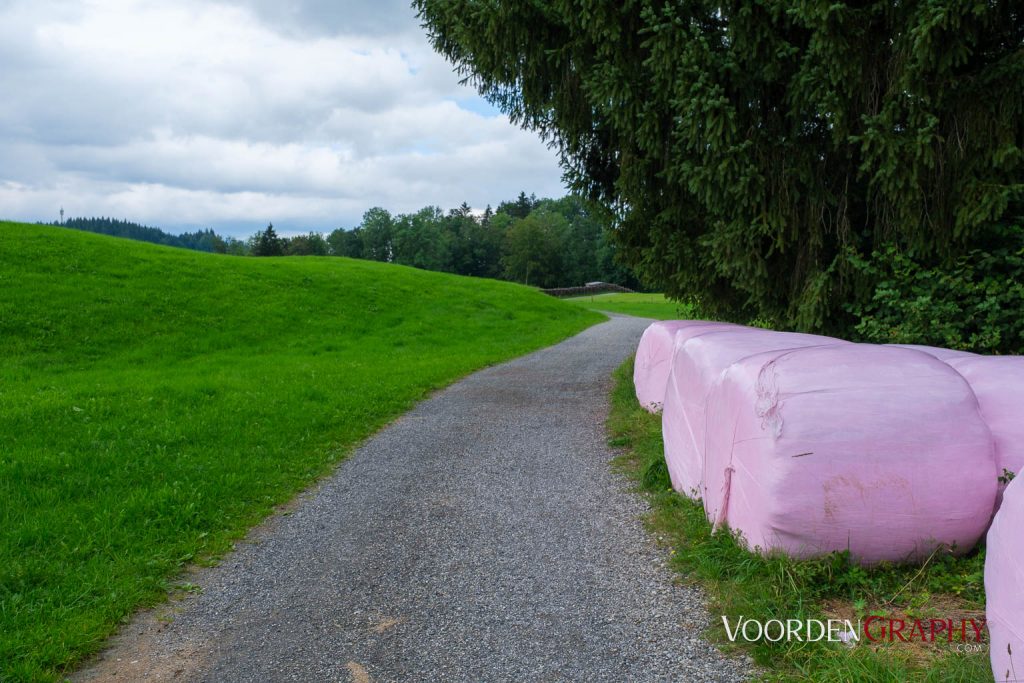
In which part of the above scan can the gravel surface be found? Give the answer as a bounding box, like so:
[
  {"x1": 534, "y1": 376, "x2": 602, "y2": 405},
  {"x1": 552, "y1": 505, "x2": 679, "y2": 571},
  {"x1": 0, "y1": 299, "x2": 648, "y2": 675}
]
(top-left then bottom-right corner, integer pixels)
[{"x1": 75, "y1": 315, "x2": 750, "y2": 683}]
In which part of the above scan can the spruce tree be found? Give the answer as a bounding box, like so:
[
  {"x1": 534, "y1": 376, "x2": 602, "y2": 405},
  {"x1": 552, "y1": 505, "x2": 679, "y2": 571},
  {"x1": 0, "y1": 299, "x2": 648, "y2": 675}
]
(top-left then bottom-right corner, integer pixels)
[
  {"x1": 252, "y1": 223, "x2": 284, "y2": 257},
  {"x1": 415, "y1": 0, "x2": 1024, "y2": 332}
]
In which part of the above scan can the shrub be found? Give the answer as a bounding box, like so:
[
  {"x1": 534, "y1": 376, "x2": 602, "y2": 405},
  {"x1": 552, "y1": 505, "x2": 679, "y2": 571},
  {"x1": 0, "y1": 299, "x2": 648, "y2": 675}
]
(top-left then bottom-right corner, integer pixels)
[{"x1": 847, "y1": 220, "x2": 1024, "y2": 354}]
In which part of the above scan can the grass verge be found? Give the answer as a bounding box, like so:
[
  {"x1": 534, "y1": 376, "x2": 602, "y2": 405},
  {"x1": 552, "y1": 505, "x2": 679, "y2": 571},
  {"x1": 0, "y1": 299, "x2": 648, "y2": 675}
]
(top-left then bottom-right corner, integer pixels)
[
  {"x1": 566, "y1": 292, "x2": 694, "y2": 320},
  {"x1": 607, "y1": 356, "x2": 991, "y2": 682},
  {"x1": 0, "y1": 222, "x2": 604, "y2": 681}
]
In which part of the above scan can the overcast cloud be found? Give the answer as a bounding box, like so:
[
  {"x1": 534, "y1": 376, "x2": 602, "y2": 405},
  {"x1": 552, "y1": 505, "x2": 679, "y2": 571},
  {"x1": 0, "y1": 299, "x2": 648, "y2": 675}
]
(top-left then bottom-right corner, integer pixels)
[{"x1": 0, "y1": 0, "x2": 565, "y2": 236}]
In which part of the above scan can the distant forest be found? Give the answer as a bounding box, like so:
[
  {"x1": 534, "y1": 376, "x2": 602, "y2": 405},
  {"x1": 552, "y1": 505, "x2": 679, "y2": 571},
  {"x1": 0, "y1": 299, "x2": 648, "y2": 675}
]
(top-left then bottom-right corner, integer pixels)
[
  {"x1": 49, "y1": 217, "x2": 237, "y2": 253},
  {"x1": 47, "y1": 193, "x2": 641, "y2": 289}
]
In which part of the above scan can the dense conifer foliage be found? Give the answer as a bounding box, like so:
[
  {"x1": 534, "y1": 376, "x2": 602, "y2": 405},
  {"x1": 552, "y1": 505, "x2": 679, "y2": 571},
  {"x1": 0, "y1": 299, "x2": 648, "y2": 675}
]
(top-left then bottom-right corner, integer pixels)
[{"x1": 414, "y1": 0, "x2": 1024, "y2": 334}]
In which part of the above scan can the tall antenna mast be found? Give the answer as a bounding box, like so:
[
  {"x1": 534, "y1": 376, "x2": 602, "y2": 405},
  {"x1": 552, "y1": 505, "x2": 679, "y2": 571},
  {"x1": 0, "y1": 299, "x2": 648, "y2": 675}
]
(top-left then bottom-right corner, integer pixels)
[{"x1": 60, "y1": 207, "x2": 64, "y2": 225}]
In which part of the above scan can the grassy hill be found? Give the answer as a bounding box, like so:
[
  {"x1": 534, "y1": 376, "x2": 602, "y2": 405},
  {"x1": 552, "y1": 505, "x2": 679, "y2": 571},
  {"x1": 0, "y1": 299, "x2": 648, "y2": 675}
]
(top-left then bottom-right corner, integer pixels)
[{"x1": 0, "y1": 221, "x2": 603, "y2": 681}]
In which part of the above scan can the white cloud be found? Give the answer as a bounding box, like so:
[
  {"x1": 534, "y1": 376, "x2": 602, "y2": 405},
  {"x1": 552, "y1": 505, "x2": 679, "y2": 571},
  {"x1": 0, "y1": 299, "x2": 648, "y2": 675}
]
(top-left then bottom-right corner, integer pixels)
[{"x1": 0, "y1": 0, "x2": 565, "y2": 236}]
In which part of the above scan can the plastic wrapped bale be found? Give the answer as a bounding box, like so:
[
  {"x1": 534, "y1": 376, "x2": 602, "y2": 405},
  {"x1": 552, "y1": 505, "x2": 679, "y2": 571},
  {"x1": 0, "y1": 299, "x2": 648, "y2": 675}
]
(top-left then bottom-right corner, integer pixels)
[
  {"x1": 661, "y1": 329, "x2": 844, "y2": 498},
  {"x1": 702, "y1": 344, "x2": 997, "y2": 563},
  {"x1": 987, "y1": 476, "x2": 1024, "y2": 683},
  {"x1": 633, "y1": 320, "x2": 739, "y2": 412},
  {"x1": 948, "y1": 355, "x2": 1024, "y2": 509},
  {"x1": 888, "y1": 343, "x2": 977, "y2": 361}
]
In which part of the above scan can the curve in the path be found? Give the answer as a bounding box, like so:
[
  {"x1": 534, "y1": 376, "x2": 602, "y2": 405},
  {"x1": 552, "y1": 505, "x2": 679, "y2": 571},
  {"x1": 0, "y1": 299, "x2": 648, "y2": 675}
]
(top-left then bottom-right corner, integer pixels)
[{"x1": 75, "y1": 315, "x2": 749, "y2": 683}]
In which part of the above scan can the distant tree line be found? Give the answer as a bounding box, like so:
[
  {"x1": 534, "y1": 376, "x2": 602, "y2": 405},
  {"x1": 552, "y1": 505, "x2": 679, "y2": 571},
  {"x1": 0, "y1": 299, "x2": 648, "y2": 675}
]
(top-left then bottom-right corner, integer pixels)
[
  {"x1": 318, "y1": 194, "x2": 637, "y2": 288},
  {"x1": 49, "y1": 193, "x2": 641, "y2": 289},
  {"x1": 46, "y1": 217, "x2": 249, "y2": 254}
]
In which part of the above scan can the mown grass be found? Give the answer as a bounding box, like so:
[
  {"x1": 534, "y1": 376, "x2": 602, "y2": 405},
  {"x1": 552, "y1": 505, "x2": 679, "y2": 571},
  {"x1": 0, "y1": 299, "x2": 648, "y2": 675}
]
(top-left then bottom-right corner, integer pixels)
[
  {"x1": 565, "y1": 292, "x2": 694, "y2": 320},
  {"x1": 0, "y1": 221, "x2": 604, "y2": 682},
  {"x1": 607, "y1": 357, "x2": 991, "y2": 682}
]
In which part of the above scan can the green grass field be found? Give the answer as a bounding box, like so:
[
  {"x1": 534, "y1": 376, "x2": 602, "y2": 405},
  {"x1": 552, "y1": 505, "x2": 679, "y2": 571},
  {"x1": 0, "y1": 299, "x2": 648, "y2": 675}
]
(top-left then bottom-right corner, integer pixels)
[
  {"x1": 0, "y1": 222, "x2": 603, "y2": 681},
  {"x1": 608, "y1": 357, "x2": 990, "y2": 682},
  {"x1": 565, "y1": 292, "x2": 692, "y2": 320}
]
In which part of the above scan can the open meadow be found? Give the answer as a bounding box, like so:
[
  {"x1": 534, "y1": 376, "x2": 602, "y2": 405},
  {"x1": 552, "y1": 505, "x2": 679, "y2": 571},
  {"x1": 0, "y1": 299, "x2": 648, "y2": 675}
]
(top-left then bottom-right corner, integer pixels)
[
  {"x1": 0, "y1": 222, "x2": 603, "y2": 681},
  {"x1": 565, "y1": 292, "x2": 693, "y2": 320}
]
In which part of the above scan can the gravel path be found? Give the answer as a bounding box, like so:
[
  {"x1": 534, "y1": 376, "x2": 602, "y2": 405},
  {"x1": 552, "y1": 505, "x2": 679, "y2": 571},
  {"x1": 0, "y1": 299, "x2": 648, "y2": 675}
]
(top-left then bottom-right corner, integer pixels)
[{"x1": 76, "y1": 315, "x2": 750, "y2": 683}]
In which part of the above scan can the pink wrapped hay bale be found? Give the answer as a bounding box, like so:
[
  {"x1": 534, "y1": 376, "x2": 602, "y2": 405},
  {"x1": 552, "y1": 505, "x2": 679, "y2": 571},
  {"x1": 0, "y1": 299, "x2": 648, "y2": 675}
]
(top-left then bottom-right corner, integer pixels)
[
  {"x1": 702, "y1": 344, "x2": 997, "y2": 563},
  {"x1": 948, "y1": 355, "x2": 1024, "y2": 509},
  {"x1": 888, "y1": 343, "x2": 977, "y2": 361},
  {"x1": 662, "y1": 328, "x2": 844, "y2": 497},
  {"x1": 987, "y1": 476, "x2": 1024, "y2": 683},
  {"x1": 633, "y1": 320, "x2": 738, "y2": 412}
]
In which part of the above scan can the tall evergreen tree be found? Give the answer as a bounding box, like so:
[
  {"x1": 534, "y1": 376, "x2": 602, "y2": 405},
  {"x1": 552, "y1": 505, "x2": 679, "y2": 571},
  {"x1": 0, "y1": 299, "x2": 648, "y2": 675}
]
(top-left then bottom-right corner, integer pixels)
[
  {"x1": 415, "y1": 0, "x2": 1024, "y2": 333},
  {"x1": 497, "y1": 191, "x2": 538, "y2": 219},
  {"x1": 251, "y1": 223, "x2": 284, "y2": 257}
]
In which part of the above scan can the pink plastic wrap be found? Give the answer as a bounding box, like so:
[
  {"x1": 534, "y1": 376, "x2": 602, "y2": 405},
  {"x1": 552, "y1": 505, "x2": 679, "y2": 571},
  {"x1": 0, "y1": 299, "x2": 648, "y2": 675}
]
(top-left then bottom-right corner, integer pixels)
[
  {"x1": 888, "y1": 343, "x2": 977, "y2": 361},
  {"x1": 987, "y1": 476, "x2": 1024, "y2": 682},
  {"x1": 633, "y1": 320, "x2": 738, "y2": 412},
  {"x1": 661, "y1": 329, "x2": 843, "y2": 497},
  {"x1": 702, "y1": 344, "x2": 997, "y2": 563},
  {"x1": 948, "y1": 356, "x2": 1024, "y2": 509}
]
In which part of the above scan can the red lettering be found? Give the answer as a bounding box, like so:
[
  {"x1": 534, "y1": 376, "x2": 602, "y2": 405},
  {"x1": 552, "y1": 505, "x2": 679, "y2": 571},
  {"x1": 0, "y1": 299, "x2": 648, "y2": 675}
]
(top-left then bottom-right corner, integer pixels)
[
  {"x1": 970, "y1": 619, "x2": 987, "y2": 643},
  {"x1": 907, "y1": 620, "x2": 927, "y2": 642},
  {"x1": 889, "y1": 619, "x2": 907, "y2": 642},
  {"x1": 929, "y1": 619, "x2": 947, "y2": 642},
  {"x1": 863, "y1": 616, "x2": 882, "y2": 643}
]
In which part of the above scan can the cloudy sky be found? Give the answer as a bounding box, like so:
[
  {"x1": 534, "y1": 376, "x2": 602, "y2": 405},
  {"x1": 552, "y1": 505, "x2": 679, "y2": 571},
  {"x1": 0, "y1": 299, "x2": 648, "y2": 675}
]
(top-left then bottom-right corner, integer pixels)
[{"x1": 0, "y1": 0, "x2": 565, "y2": 236}]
